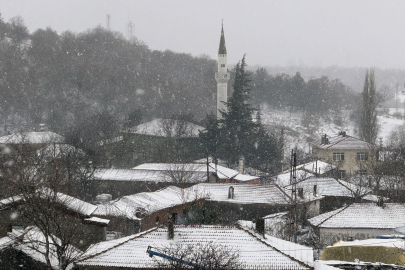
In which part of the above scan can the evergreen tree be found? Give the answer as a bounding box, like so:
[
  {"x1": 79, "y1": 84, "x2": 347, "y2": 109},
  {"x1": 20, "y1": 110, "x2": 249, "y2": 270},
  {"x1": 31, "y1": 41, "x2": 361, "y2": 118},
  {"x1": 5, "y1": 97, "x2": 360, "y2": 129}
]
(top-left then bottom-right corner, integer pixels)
[
  {"x1": 360, "y1": 69, "x2": 378, "y2": 144},
  {"x1": 219, "y1": 56, "x2": 256, "y2": 165},
  {"x1": 202, "y1": 55, "x2": 282, "y2": 171}
]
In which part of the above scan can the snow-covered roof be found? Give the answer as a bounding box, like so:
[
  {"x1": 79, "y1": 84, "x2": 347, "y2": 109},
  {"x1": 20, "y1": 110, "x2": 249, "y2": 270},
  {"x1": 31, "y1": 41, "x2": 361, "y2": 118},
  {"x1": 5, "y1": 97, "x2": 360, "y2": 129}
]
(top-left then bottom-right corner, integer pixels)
[
  {"x1": 92, "y1": 186, "x2": 200, "y2": 219},
  {"x1": 275, "y1": 171, "x2": 315, "y2": 187},
  {"x1": 311, "y1": 134, "x2": 373, "y2": 150},
  {"x1": 309, "y1": 203, "x2": 405, "y2": 229},
  {"x1": 274, "y1": 161, "x2": 336, "y2": 187},
  {"x1": 285, "y1": 178, "x2": 370, "y2": 199},
  {"x1": 36, "y1": 143, "x2": 82, "y2": 158},
  {"x1": 295, "y1": 160, "x2": 336, "y2": 175},
  {"x1": 0, "y1": 226, "x2": 81, "y2": 270},
  {"x1": 331, "y1": 238, "x2": 405, "y2": 248},
  {"x1": 0, "y1": 131, "x2": 65, "y2": 144},
  {"x1": 127, "y1": 118, "x2": 204, "y2": 138},
  {"x1": 132, "y1": 162, "x2": 240, "y2": 180},
  {"x1": 0, "y1": 188, "x2": 97, "y2": 217},
  {"x1": 185, "y1": 183, "x2": 291, "y2": 205},
  {"x1": 76, "y1": 225, "x2": 312, "y2": 269},
  {"x1": 94, "y1": 163, "x2": 257, "y2": 183},
  {"x1": 93, "y1": 168, "x2": 207, "y2": 183}
]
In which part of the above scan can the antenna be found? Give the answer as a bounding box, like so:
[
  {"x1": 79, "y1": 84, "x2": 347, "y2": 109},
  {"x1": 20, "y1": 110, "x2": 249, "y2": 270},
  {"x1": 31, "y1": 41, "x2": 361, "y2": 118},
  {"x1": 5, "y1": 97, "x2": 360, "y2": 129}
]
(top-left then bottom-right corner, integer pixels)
[
  {"x1": 126, "y1": 20, "x2": 134, "y2": 40},
  {"x1": 106, "y1": 14, "x2": 110, "y2": 30}
]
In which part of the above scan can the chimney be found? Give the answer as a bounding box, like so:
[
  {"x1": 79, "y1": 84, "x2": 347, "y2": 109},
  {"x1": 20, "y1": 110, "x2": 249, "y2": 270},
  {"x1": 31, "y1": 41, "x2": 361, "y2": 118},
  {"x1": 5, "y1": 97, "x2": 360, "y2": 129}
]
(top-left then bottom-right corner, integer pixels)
[
  {"x1": 39, "y1": 123, "x2": 46, "y2": 132},
  {"x1": 238, "y1": 156, "x2": 245, "y2": 174},
  {"x1": 167, "y1": 219, "x2": 174, "y2": 240},
  {"x1": 256, "y1": 218, "x2": 265, "y2": 237},
  {"x1": 339, "y1": 131, "x2": 346, "y2": 137},
  {"x1": 321, "y1": 134, "x2": 329, "y2": 145},
  {"x1": 377, "y1": 198, "x2": 384, "y2": 207}
]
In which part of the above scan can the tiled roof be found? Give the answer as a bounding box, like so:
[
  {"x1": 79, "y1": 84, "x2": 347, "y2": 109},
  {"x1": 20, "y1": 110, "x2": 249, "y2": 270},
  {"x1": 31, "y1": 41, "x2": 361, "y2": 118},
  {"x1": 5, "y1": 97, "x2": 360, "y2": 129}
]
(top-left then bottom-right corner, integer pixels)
[
  {"x1": 0, "y1": 131, "x2": 65, "y2": 144},
  {"x1": 93, "y1": 168, "x2": 207, "y2": 183},
  {"x1": 275, "y1": 161, "x2": 335, "y2": 187},
  {"x1": 132, "y1": 163, "x2": 240, "y2": 180},
  {"x1": 309, "y1": 203, "x2": 405, "y2": 229},
  {"x1": 76, "y1": 225, "x2": 312, "y2": 269},
  {"x1": 285, "y1": 178, "x2": 370, "y2": 199},
  {"x1": 92, "y1": 186, "x2": 199, "y2": 219},
  {"x1": 295, "y1": 161, "x2": 336, "y2": 175},
  {"x1": 185, "y1": 183, "x2": 291, "y2": 205},
  {"x1": 94, "y1": 163, "x2": 257, "y2": 183},
  {"x1": 275, "y1": 171, "x2": 315, "y2": 187},
  {"x1": 0, "y1": 226, "x2": 81, "y2": 270},
  {"x1": 0, "y1": 188, "x2": 97, "y2": 217},
  {"x1": 311, "y1": 135, "x2": 373, "y2": 150}
]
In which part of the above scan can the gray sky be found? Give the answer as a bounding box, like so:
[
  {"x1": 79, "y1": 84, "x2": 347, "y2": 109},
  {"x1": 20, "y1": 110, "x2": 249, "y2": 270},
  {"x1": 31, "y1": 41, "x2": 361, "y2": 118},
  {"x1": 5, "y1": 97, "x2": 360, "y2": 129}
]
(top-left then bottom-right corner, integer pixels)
[{"x1": 2, "y1": 0, "x2": 405, "y2": 69}]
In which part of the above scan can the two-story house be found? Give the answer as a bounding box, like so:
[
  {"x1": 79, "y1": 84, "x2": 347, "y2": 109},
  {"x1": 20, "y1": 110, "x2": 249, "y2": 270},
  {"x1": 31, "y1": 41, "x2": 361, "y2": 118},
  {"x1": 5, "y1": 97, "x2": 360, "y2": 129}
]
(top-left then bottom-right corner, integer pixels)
[{"x1": 311, "y1": 132, "x2": 375, "y2": 178}]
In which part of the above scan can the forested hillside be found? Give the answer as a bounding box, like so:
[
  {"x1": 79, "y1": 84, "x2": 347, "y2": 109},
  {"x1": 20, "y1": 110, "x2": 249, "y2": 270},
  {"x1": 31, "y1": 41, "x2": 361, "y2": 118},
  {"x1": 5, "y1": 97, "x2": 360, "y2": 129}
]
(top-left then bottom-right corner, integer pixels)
[
  {"x1": 0, "y1": 16, "x2": 217, "y2": 135},
  {"x1": 0, "y1": 15, "x2": 390, "y2": 139}
]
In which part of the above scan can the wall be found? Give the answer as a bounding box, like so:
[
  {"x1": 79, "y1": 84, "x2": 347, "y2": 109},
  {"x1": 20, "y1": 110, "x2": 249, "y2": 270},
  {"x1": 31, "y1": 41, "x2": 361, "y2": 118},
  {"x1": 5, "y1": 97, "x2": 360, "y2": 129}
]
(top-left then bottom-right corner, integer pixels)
[
  {"x1": 319, "y1": 227, "x2": 396, "y2": 247},
  {"x1": 313, "y1": 148, "x2": 375, "y2": 176}
]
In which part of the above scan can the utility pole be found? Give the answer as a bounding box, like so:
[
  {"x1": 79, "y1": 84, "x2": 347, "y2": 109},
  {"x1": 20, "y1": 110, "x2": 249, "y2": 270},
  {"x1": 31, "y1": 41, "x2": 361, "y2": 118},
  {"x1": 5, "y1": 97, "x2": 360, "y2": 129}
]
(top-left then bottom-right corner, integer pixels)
[{"x1": 290, "y1": 149, "x2": 297, "y2": 243}]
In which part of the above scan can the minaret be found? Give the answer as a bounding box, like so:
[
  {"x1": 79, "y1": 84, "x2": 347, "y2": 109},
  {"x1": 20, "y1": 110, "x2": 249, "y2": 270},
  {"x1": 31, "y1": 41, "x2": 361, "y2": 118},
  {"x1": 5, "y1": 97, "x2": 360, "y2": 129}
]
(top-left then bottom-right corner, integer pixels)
[{"x1": 215, "y1": 22, "x2": 230, "y2": 120}]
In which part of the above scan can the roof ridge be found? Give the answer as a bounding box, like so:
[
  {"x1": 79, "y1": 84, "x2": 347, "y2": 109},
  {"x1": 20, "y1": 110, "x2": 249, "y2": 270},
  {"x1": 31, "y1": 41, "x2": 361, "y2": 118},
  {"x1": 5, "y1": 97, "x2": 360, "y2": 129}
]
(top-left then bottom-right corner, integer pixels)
[
  {"x1": 76, "y1": 226, "x2": 161, "y2": 263},
  {"x1": 238, "y1": 225, "x2": 313, "y2": 269}
]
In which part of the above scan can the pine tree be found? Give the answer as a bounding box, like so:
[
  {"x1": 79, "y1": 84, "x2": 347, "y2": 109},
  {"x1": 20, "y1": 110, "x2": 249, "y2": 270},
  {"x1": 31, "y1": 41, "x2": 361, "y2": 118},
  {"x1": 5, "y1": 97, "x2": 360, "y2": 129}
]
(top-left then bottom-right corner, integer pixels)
[
  {"x1": 219, "y1": 55, "x2": 256, "y2": 165},
  {"x1": 360, "y1": 69, "x2": 378, "y2": 144}
]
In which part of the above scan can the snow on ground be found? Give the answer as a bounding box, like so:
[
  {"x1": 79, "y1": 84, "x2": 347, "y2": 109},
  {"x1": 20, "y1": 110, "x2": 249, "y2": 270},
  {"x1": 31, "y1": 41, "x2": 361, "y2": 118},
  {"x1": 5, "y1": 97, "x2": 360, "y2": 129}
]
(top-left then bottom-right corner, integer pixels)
[{"x1": 260, "y1": 103, "x2": 405, "y2": 155}]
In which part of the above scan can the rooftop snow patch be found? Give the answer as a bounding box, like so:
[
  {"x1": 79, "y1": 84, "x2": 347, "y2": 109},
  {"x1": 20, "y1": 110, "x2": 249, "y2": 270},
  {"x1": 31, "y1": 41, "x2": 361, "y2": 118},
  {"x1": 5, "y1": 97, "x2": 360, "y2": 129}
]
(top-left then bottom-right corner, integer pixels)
[
  {"x1": 127, "y1": 118, "x2": 204, "y2": 138},
  {"x1": 0, "y1": 131, "x2": 65, "y2": 144}
]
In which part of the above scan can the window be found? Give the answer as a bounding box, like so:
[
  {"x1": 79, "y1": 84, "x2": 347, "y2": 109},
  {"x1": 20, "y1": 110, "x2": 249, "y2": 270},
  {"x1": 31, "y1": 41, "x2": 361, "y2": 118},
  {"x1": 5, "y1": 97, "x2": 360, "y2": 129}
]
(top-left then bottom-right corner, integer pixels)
[
  {"x1": 298, "y1": 188, "x2": 304, "y2": 199},
  {"x1": 356, "y1": 170, "x2": 367, "y2": 175},
  {"x1": 357, "y1": 152, "x2": 368, "y2": 161},
  {"x1": 338, "y1": 170, "x2": 346, "y2": 179},
  {"x1": 228, "y1": 186, "x2": 234, "y2": 199},
  {"x1": 221, "y1": 64, "x2": 225, "y2": 67},
  {"x1": 333, "y1": 152, "x2": 345, "y2": 161}
]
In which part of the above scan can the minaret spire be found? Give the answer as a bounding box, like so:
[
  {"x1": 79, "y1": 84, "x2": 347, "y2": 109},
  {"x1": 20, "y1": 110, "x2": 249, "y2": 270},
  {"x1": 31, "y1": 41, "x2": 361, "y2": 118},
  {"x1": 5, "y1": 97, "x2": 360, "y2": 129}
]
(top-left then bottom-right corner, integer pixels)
[{"x1": 215, "y1": 21, "x2": 230, "y2": 120}]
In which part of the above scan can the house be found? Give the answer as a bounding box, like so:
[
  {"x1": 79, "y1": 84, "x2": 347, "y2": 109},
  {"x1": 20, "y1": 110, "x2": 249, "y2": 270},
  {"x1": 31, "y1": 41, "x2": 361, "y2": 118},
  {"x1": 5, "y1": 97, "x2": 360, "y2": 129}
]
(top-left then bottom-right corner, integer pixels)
[
  {"x1": 308, "y1": 203, "x2": 405, "y2": 247},
  {"x1": 89, "y1": 162, "x2": 259, "y2": 198},
  {"x1": 91, "y1": 186, "x2": 203, "y2": 236},
  {"x1": 100, "y1": 118, "x2": 204, "y2": 168},
  {"x1": 311, "y1": 132, "x2": 375, "y2": 178},
  {"x1": 75, "y1": 224, "x2": 314, "y2": 270},
  {"x1": 0, "y1": 226, "x2": 82, "y2": 270},
  {"x1": 273, "y1": 160, "x2": 336, "y2": 187},
  {"x1": 183, "y1": 183, "x2": 296, "y2": 222},
  {"x1": 0, "y1": 188, "x2": 109, "y2": 250}
]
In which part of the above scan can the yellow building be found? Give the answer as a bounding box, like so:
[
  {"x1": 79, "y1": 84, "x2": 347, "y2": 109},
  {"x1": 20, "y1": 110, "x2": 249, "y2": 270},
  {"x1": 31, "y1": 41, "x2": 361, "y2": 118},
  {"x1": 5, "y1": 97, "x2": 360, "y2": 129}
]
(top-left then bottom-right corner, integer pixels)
[{"x1": 311, "y1": 132, "x2": 375, "y2": 178}]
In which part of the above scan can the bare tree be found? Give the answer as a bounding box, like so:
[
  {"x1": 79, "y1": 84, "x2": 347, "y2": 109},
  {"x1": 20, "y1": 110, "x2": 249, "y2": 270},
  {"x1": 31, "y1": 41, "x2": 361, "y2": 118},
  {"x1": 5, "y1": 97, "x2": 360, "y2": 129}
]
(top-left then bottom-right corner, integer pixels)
[
  {"x1": 151, "y1": 242, "x2": 241, "y2": 270},
  {"x1": 0, "y1": 137, "x2": 101, "y2": 269},
  {"x1": 161, "y1": 163, "x2": 202, "y2": 188}
]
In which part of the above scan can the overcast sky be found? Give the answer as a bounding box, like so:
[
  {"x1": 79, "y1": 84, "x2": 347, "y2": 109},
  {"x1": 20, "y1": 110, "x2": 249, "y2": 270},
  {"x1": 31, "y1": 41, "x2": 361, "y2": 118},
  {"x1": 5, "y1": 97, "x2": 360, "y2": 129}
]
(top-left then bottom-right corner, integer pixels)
[{"x1": 2, "y1": 0, "x2": 405, "y2": 69}]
